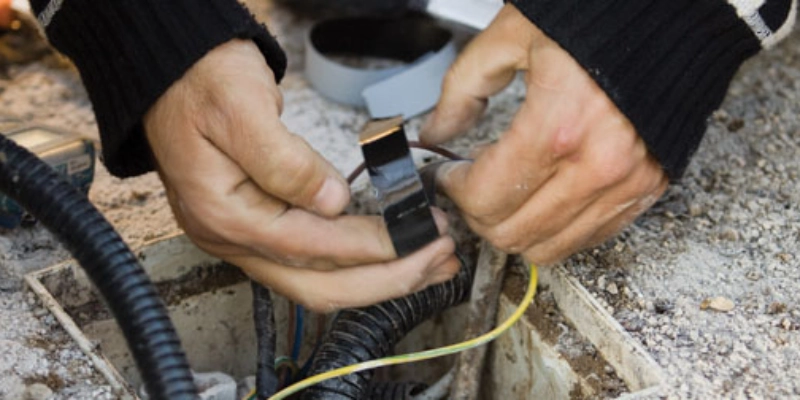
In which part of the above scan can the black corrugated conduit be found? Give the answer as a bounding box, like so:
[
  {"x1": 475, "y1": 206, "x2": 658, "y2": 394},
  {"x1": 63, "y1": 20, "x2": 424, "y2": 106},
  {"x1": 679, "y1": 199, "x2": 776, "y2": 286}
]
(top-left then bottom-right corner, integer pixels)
[
  {"x1": 0, "y1": 135, "x2": 198, "y2": 399},
  {"x1": 300, "y1": 254, "x2": 473, "y2": 399},
  {"x1": 252, "y1": 281, "x2": 280, "y2": 398},
  {"x1": 366, "y1": 381, "x2": 428, "y2": 399}
]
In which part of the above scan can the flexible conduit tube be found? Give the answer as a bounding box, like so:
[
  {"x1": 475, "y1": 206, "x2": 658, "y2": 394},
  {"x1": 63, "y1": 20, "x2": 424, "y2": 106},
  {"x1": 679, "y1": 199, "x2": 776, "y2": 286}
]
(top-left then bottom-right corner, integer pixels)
[
  {"x1": 301, "y1": 256, "x2": 473, "y2": 399},
  {"x1": 366, "y1": 381, "x2": 428, "y2": 399},
  {"x1": 252, "y1": 281, "x2": 279, "y2": 398},
  {"x1": 0, "y1": 136, "x2": 198, "y2": 399}
]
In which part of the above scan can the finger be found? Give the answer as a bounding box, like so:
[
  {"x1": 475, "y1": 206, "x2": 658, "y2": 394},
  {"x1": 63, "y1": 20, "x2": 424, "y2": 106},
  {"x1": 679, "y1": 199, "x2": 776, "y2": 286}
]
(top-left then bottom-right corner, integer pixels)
[
  {"x1": 522, "y1": 161, "x2": 667, "y2": 264},
  {"x1": 183, "y1": 171, "x2": 453, "y2": 267},
  {"x1": 249, "y1": 206, "x2": 452, "y2": 267},
  {"x1": 582, "y1": 168, "x2": 668, "y2": 249},
  {"x1": 432, "y1": 57, "x2": 601, "y2": 226},
  {"x1": 198, "y1": 51, "x2": 350, "y2": 217},
  {"x1": 237, "y1": 236, "x2": 461, "y2": 312},
  {"x1": 162, "y1": 121, "x2": 453, "y2": 268},
  {"x1": 434, "y1": 116, "x2": 563, "y2": 226},
  {"x1": 520, "y1": 197, "x2": 629, "y2": 265},
  {"x1": 477, "y1": 118, "x2": 646, "y2": 252},
  {"x1": 420, "y1": 5, "x2": 535, "y2": 145},
  {"x1": 477, "y1": 164, "x2": 602, "y2": 254},
  {"x1": 211, "y1": 113, "x2": 350, "y2": 217}
]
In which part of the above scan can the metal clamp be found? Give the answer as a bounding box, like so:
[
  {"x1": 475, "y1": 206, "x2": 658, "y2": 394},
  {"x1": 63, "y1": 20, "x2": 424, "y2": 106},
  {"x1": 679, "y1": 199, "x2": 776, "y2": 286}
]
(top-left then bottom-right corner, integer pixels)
[{"x1": 359, "y1": 116, "x2": 439, "y2": 257}]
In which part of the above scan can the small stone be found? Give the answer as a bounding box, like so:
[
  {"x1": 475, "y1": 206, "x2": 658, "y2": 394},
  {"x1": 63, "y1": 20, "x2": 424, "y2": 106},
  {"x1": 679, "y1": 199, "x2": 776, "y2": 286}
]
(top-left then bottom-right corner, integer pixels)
[
  {"x1": 688, "y1": 203, "x2": 703, "y2": 217},
  {"x1": 25, "y1": 383, "x2": 53, "y2": 400},
  {"x1": 195, "y1": 371, "x2": 237, "y2": 400},
  {"x1": 727, "y1": 118, "x2": 745, "y2": 132},
  {"x1": 768, "y1": 302, "x2": 788, "y2": 315},
  {"x1": 655, "y1": 298, "x2": 674, "y2": 314},
  {"x1": 780, "y1": 318, "x2": 793, "y2": 330},
  {"x1": 745, "y1": 270, "x2": 762, "y2": 281},
  {"x1": 720, "y1": 228, "x2": 739, "y2": 241},
  {"x1": 130, "y1": 190, "x2": 151, "y2": 202},
  {"x1": 622, "y1": 286, "x2": 632, "y2": 298},
  {"x1": 606, "y1": 282, "x2": 619, "y2": 295},
  {"x1": 700, "y1": 297, "x2": 735, "y2": 312},
  {"x1": 597, "y1": 275, "x2": 606, "y2": 289}
]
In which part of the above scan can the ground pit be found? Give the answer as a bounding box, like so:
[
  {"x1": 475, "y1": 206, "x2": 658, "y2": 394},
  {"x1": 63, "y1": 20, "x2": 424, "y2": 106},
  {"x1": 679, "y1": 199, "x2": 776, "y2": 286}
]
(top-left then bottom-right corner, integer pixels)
[{"x1": 25, "y1": 235, "x2": 663, "y2": 399}]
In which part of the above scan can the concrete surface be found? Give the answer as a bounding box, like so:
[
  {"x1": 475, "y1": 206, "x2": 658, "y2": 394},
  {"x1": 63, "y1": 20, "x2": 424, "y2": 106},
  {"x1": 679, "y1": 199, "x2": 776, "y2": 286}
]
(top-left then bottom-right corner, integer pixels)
[{"x1": 1, "y1": 1, "x2": 799, "y2": 398}]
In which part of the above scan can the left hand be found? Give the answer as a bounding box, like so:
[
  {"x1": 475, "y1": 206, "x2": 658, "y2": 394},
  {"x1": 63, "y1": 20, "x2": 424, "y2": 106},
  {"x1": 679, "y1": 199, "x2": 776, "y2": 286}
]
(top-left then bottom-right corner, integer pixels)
[{"x1": 421, "y1": 5, "x2": 669, "y2": 265}]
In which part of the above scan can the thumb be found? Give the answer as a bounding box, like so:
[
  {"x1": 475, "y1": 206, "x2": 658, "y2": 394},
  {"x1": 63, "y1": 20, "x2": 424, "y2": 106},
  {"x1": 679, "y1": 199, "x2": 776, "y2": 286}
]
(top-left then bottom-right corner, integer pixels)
[
  {"x1": 433, "y1": 160, "x2": 472, "y2": 211},
  {"x1": 421, "y1": 4, "x2": 535, "y2": 145},
  {"x1": 223, "y1": 116, "x2": 350, "y2": 217},
  {"x1": 196, "y1": 40, "x2": 351, "y2": 217}
]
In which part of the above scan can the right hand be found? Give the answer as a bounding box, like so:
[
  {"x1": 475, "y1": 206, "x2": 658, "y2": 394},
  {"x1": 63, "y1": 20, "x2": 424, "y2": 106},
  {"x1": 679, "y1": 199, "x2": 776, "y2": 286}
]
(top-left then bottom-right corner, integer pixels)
[{"x1": 143, "y1": 39, "x2": 460, "y2": 312}]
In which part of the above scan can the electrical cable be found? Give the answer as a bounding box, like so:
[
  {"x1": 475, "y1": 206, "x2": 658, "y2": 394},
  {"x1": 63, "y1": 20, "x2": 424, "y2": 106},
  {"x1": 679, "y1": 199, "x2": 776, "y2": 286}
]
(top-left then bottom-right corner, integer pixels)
[
  {"x1": 242, "y1": 141, "x2": 488, "y2": 400},
  {"x1": 252, "y1": 282, "x2": 279, "y2": 399},
  {"x1": 275, "y1": 356, "x2": 300, "y2": 378},
  {"x1": 0, "y1": 134, "x2": 198, "y2": 399},
  {"x1": 292, "y1": 304, "x2": 305, "y2": 361},
  {"x1": 346, "y1": 141, "x2": 466, "y2": 184},
  {"x1": 264, "y1": 264, "x2": 538, "y2": 400}
]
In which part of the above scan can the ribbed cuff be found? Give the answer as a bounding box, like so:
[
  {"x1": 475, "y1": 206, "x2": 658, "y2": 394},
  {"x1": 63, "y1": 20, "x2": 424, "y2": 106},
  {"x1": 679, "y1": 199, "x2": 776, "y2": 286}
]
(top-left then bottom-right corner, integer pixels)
[
  {"x1": 510, "y1": 0, "x2": 761, "y2": 179},
  {"x1": 32, "y1": 0, "x2": 287, "y2": 177}
]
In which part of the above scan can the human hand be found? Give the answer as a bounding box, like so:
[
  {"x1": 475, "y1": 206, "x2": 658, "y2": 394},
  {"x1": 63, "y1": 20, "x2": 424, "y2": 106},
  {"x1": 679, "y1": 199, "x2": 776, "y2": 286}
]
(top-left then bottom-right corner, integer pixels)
[
  {"x1": 144, "y1": 39, "x2": 459, "y2": 311},
  {"x1": 421, "y1": 5, "x2": 668, "y2": 265}
]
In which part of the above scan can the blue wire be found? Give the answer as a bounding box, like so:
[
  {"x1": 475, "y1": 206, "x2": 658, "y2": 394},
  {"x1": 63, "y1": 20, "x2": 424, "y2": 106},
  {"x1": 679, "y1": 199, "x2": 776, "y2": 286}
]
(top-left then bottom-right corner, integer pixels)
[
  {"x1": 291, "y1": 304, "x2": 304, "y2": 361},
  {"x1": 296, "y1": 342, "x2": 319, "y2": 381}
]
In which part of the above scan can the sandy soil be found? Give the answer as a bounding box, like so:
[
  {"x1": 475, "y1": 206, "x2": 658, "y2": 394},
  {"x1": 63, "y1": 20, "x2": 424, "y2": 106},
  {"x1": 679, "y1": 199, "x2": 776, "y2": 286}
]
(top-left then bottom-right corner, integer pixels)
[{"x1": 1, "y1": 2, "x2": 799, "y2": 399}]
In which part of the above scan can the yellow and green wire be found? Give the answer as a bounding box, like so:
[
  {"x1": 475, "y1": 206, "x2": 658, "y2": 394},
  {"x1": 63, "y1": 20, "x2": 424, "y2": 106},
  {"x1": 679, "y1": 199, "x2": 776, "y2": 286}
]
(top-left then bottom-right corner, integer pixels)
[{"x1": 245, "y1": 264, "x2": 538, "y2": 400}]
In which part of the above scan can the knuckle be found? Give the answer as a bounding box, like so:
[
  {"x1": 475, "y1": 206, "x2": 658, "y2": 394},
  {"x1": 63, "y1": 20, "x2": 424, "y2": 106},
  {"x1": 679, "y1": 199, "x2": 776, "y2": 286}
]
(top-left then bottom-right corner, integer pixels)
[
  {"x1": 442, "y1": 65, "x2": 462, "y2": 92},
  {"x1": 587, "y1": 150, "x2": 633, "y2": 189},
  {"x1": 270, "y1": 147, "x2": 323, "y2": 201},
  {"x1": 461, "y1": 196, "x2": 500, "y2": 225},
  {"x1": 486, "y1": 224, "x2": 525, "y2": 253},
  {"x1": 524, "y1": 242, "x2": 568, "y2": 266}
]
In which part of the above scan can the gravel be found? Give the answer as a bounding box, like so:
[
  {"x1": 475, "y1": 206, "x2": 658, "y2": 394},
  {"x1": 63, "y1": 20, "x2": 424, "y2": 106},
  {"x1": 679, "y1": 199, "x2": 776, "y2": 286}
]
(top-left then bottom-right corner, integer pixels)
[
  {"x1": 0, "y1": 2, "x2": 799, "y2": 399},
  {"x1": 561, "y1": 23, "x2": 800, "y2": 398}
]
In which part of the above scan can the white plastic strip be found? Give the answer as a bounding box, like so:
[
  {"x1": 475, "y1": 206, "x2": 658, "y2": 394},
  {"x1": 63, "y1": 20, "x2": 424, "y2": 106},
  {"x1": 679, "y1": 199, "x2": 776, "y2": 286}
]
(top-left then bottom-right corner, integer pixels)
[
  {"x1": 305, "y1": 32, "x2": 457, "y2": 119},
  {"x1": 426, "y1": 0, "x2": 503, "y2": 30}
]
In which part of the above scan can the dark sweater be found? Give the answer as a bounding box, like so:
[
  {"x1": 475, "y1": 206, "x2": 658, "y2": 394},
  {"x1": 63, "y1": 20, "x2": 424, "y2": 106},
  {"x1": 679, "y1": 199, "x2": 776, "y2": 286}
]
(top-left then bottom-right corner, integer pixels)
[
  {"x1": 28, "y1": 0, "x2": 287, "y2": 177},
  {"x1": 28, "y1": 0, "x2": 796, "y2": 179}
]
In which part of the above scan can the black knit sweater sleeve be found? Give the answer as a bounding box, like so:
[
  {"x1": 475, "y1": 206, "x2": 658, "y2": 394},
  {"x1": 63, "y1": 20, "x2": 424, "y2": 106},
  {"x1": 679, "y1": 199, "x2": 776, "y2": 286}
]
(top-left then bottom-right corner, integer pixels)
[
  {"x1": 28, "y1": 0, "x2": 287, "y2": 177},
  {"x1": 509, "y1": 0, "x2": 797, "y2": 179}
]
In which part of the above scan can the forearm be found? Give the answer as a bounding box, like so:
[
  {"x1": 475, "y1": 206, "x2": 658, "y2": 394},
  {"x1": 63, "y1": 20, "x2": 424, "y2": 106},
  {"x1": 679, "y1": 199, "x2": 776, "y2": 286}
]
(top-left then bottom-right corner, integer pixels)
[
  {"x1": 509, "y1": 0, "x2": 797, "y2": 179},
  {"x1": 28, "y1": 0, "x2": 287, "y2": 177}
]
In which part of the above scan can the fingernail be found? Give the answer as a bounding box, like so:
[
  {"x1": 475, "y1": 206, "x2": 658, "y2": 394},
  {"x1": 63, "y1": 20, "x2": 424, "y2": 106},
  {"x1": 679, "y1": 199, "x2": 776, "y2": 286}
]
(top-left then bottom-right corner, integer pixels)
[
  {"x1": 428, "y1": 257, "x2": 460, "y2": 284},
  {"x1": 313, "y1": 177, "x2": 349, "y2": 215},
  {"x1": 428, "y1": 239, "x2": 455, "y2": 268},
  {"x1": 430, "y1": 208, "x2": 450, "y2": 234}
]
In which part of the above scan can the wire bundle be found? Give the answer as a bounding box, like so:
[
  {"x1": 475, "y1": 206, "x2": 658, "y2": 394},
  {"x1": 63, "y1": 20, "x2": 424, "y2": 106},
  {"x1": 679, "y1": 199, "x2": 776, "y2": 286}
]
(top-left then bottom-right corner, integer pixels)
[{"x1": 244, "y1": 264, "x2": 538, "y2": 400}]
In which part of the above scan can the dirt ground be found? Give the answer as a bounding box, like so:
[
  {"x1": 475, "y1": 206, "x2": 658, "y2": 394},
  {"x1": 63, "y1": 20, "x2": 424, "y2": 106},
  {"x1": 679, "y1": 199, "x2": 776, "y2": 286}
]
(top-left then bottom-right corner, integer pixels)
[{"x1": 1, "y1": 1, "x2": 800, "y2": 399}]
